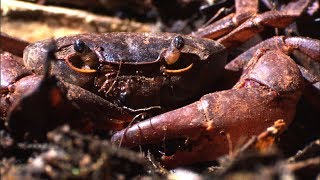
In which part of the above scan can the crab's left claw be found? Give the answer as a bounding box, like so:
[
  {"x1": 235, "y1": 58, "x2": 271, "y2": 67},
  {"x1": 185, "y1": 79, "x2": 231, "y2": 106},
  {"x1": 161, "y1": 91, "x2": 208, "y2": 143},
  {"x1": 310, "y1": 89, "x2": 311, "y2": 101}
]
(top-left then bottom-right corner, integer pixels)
[{"x1": 111, "y1": 50, "x2": 304, "y2": 168}]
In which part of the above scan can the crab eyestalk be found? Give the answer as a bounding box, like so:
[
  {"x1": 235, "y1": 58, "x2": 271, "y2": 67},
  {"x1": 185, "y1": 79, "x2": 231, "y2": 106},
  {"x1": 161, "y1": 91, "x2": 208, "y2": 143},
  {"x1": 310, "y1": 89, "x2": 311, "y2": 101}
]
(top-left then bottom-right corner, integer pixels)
[
  {"x1": 65, "y1": 39, "x2": 99, "y2": 73},
  {"x1": 161, "y1": 36, "x2": 194, "y2": 74},
  {"x1": 164, "y1": 36, "x2": 184, "y2": 65}
]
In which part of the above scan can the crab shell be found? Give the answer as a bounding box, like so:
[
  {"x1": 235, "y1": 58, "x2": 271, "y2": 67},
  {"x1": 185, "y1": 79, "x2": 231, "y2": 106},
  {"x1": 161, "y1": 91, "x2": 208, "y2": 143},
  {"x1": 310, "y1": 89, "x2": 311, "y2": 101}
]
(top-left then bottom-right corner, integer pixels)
[{"x1": 23, "y1": 32, "x2": 227, "y2": 109}]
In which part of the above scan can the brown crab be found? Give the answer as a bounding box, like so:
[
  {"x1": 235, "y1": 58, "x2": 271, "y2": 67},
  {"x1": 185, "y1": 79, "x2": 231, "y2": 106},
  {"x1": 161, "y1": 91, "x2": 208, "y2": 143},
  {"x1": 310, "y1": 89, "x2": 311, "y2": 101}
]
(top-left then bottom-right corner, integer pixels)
[
  {"x1": 1, "y1": 32, "x2": 228, "y2": 139},
  {"x1": 1, "y1": 0, "x2": 319, "y2": 167}
]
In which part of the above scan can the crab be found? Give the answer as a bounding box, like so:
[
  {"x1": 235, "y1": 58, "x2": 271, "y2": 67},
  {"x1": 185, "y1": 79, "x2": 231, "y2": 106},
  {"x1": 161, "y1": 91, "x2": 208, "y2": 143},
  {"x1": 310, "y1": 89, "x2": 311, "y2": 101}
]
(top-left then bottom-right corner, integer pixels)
[
  {"x1": 1, "y1": 32, "x2": 229, "y2": 139},
  {"x1": 1, "y1": 0, "x2": 319, "y2": 168}
]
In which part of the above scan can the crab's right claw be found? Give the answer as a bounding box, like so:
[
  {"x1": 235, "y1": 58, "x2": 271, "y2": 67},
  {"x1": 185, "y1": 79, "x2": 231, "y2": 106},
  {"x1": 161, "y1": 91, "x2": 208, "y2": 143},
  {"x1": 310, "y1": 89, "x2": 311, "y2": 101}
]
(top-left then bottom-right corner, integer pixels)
[{"x1": 112, "y1": 50, "x2": 304, "y2": 168}]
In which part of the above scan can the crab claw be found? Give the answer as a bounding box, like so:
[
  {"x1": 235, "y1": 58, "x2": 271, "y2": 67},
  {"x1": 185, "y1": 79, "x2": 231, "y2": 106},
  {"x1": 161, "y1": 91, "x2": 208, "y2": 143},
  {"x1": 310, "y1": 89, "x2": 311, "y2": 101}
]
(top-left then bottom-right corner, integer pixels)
[{"x1": 111, "y1": 50, "x2": 304, "y2": 168}]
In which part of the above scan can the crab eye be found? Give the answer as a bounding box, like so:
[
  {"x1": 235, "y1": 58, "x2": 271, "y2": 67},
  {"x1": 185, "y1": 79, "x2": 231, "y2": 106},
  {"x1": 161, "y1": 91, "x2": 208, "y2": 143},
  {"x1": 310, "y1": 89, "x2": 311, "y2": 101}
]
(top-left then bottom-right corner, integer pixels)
[
  {"x1": 173, "y1": 36, "x2": 184, "y2": 50},
  {"x1": 74, "y1": 39, "x2": 86, "y2": 53}
]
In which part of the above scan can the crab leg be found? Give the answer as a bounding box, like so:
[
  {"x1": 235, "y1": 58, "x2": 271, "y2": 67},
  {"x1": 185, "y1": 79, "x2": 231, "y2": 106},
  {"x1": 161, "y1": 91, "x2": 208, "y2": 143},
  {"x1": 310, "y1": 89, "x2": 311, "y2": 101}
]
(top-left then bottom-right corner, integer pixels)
[
  {"x1": 0, "y1": 33, "x2": 30, "y2": 57},
  {"x1": 193, "y1": 0, "x2": 313, "y2": 48},
  {"x1": 111, "y1": 49, "x2": 304, "y2": 167},
  {"x1": 225, "y1": 36, "x2": 320, "y2": 71},
  {"x1": 193, "y1": 0, "x2": 258, "y2": 39},
  {"x1": 217, "y1": 0, "x2": 313, "y2": 48}
]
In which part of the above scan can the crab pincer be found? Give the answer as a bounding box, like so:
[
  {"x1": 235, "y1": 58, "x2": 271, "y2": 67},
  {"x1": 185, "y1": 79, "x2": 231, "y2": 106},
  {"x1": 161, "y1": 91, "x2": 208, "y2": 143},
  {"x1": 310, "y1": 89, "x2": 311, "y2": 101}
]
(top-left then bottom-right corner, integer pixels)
[{"x1": 111, "y1": 49, "x2": 304, "y2": 167}]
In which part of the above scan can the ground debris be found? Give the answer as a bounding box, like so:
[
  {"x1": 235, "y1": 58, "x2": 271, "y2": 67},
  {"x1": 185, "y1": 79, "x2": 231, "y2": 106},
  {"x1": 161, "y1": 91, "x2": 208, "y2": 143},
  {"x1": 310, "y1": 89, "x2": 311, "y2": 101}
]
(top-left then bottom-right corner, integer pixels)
[
  {"x1": 0, "y1": 125, "x2": 162, "y2": 179},
  {"x1": 1, "y1": 0, "x2": 154, "y2": 42}
]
